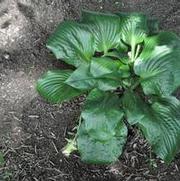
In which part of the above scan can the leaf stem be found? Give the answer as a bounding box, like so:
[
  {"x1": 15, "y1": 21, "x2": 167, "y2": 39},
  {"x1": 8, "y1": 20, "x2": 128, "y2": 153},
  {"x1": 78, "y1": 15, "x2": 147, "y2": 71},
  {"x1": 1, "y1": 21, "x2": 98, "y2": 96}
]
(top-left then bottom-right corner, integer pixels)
[
  {"x1": 131, "y1": 40, "x2": 136, "y2": 62},
  {"x1": 134, "y1": 45, "x2": 141, "y2": 59},
  {"x1": 62, "y1": 115, "x2": 82, "y2": 157}
]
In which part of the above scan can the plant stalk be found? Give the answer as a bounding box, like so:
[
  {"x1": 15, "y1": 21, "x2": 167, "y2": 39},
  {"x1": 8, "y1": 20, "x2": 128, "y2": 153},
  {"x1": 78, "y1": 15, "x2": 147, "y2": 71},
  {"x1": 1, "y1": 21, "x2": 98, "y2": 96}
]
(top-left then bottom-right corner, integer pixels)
[
  {"x1": 131, "y1": 40, "x2": 136, "y2": 62},
  {"x1": 134, "y1": 45, "x2": 141, "y2": 59}
]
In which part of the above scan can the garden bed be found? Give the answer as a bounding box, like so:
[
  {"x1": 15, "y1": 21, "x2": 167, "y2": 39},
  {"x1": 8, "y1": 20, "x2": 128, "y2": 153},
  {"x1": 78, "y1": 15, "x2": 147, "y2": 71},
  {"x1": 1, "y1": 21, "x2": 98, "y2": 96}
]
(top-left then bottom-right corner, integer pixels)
[{"x1": 0, "y1": 0, "x2": 180, "y2": 180}]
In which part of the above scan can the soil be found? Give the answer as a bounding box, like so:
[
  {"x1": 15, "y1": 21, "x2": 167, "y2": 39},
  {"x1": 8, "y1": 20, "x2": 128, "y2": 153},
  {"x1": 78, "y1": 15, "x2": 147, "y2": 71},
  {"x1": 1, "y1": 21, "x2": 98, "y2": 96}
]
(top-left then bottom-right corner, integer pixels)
[{"x1": 0, "y1": 0, "x2": 180, "y2": 180}]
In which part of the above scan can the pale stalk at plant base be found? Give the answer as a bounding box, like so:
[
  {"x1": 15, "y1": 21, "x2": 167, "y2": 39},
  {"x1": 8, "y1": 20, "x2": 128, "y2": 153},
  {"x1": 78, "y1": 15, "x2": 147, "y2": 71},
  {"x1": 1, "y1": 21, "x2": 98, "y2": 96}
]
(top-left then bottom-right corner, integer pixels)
[
  {"x1": 62, "y1": 138, "x2": 77, "y2": 157},
  {"x1": 131, "y1": 40, "x2": 136, "y2": 62},
  {"x1": 128, "y1": 43, "x2": 141, "y2": 89},
  {"x1": 130, "y1": 40, "x2": 141, "y2": 62},
  {"x1": 62, "y1": 116, "x2": 82, "y2": 157},
  {"x1": 134, "y1": 45, "x2": 141, "y2": 60}
]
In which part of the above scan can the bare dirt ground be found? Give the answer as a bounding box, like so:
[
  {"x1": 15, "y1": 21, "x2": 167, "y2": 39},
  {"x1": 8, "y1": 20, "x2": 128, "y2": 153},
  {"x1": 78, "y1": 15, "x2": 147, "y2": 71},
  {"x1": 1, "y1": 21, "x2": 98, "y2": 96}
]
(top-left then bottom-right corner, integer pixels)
[{"x1": 0, "y1": 0, "x2": 180, "y2": 180}]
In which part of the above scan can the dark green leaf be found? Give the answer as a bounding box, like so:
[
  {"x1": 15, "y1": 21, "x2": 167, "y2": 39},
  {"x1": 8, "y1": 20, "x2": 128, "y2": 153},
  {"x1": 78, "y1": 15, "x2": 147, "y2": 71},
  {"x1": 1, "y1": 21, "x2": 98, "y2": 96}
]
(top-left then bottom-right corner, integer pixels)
[
  {"x1": 77, "y1": 119, "x2": 127, "y2": 164},
  {"x1": 142, "y1": 96, "x2": 180, "y2": 163},
  {"x1": 96, "y1": 75, "x2": 123, "y2": 91},
  {"x1": 90, "y1": 57, "x2": 128, "y2": 90},
  {"x1": 81, "y1": 89, "x2": 124, "y2": 141},
  {"x1": 81, "y1": 10, "x2": 121, "y2": 53},
  {"x1": 65, "y1": 64, "x2": 96, "y2": 90},
  {"x1": 47, "y1": 21, "x2": 95, "y2": 67},
  {"x1": 37, "y1": 70, "x2": 83, "y2": 103},
  {"x1": 134, "y1": 32, "x2": 180, "y2": 95},
  {"x1": 122, "y1": 91, "x2": 147, "y2": 125},
  {"x1": 118, "y1": 12, "x2": 149, "y2": 45},
  {"x1": 122, "y1": 91, "x2": 180, "y2": 163},
  {"x1": 90, "y1": 57, "x2": 124, "y2": 77},
  {"x1": 117, "y1": 12, "x2": 159, "y2": 36},
  {"x1": 66, "y1": 59, "x2": 123, "y2": 91}
]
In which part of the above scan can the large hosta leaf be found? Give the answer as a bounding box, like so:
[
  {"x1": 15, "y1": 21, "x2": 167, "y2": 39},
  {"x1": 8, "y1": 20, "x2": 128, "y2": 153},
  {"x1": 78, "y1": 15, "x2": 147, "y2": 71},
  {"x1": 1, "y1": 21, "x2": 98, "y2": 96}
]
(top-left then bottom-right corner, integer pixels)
[
  {"x1": 77, "y1": 89, "x2": 127, "y2": 164},
  {"x1": 81, "y1": 10, "x2": 121, "y2": 53},
  {"x1": 37, "y1": 70, "x2": 83, "y2": 103},
  {"x1": 81, "y1": 89, "x2": 124, "y2": 141},
  {"x1": 118, "y1": 12, "x2": 149, "y2": 46},
  {"x1": 90, "y1": 57, "x2": 121, "y2": 77},
  {"x1": 66, "y1": 58, "x2": 123, "y2": 91},
  {"x1": 117, "y1": 12, "x2": 159, "y2": 36},
  {"x1": 77, "y1": 119, "x2": 127, "y2": 164},
  {"x1": 122, "y1": 91, "x2": 147, "y2": 125},
  {"x1": 47, "y1": 21, "x2": 95, "y2": 67},
  {"x1": 141, "y1": 97, "x2": 180, "y2": 163},
  {"x1": 90, "y1": 57, "x2": 129, "y2": 90},
  {"x1": 122, "y1": 91, "x2": 180, "y2": 163},
  {"x1": 134, "y1": 32, "x2": 180, "y2": 95},
  {"x1": 90, "y1": 57, "x2": 129, "y2": 78},
  {"x1": 65, "y1": 64, "x2": 96, "y2": 90}
]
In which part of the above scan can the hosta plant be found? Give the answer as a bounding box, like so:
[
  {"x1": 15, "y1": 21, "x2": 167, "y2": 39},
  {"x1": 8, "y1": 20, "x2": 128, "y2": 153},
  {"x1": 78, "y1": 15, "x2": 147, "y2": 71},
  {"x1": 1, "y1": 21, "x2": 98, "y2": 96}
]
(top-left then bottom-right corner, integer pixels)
[{"x1": 37, "y1": 10, "x2": 180, "y2": 164}]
